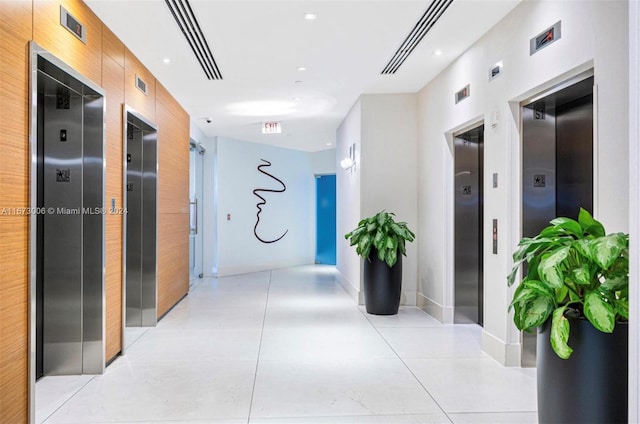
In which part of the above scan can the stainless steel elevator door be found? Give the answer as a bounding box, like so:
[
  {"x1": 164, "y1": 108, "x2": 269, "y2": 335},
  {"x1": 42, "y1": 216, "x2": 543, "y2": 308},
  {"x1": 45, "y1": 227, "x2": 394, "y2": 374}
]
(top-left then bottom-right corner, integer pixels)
[
  {"x1": 126, "y1": 125, "x2": 144, "y2": 327},
  {"x1": 520, "y1": 76, "x2": 594, "y2": 367},
  {"x1": 41, "y1": 77, "x2": 84, "y2": 375},
  {"x1": 35, "y1": 49, "x2": 105, "y2": 377},
  {"x1": 125, "y1": 110, "x2": 158, "y2": 328},
  {"x1": 454, "y1": 125, "x2": 484, "y2": 326}
]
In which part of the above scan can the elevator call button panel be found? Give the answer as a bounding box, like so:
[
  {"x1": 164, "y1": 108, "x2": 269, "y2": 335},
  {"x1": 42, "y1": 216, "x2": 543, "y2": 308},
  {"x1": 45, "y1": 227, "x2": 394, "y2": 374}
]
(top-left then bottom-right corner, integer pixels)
[{"x1": 60, "y1": 129, "x2": 67, "y2": 142}]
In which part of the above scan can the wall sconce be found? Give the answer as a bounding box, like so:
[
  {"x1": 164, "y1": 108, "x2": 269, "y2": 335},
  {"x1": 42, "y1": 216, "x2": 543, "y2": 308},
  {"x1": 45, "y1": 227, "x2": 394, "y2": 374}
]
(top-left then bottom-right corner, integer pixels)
[{"x1": 340, "y1": 143, "x2": 356, "y2": 170}]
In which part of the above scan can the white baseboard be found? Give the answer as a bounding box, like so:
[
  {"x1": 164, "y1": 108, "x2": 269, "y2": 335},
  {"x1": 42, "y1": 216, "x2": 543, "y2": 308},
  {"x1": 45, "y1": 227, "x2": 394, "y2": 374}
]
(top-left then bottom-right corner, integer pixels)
[
  {"x1": 482, "y1": 330, "x2": 522, "y2": 367},
  {"x1": 417, "y1": 292, "x2": 453, "y2": 323},
  {"x1": 336, "y1": 271, "x2": 363, "y2": 304}
]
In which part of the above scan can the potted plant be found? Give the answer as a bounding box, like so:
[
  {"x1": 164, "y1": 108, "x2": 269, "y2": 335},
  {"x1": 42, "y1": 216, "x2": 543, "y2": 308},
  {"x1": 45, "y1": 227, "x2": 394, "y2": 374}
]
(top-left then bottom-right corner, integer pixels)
[
  {"x1": 508, "y1": 208, "x2": 628, "y2": 424},
  {"x1": 345, "y1": 210, "x2": 415, "y2": 315}
]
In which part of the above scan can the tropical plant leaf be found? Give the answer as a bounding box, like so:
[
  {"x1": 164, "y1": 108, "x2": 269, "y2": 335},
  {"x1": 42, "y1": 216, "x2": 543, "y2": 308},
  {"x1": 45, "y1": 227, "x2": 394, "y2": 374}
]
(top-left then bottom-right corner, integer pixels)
[
  {"x1": 571, "y1": 264, "x2": 591, "y2": 286},
  {"x1": 555, "y1": 285, "x2": 569, "y2": 304},
  {"x1": 523, "y1": 279, "x2": 554, "y2": 298},
  {"x1": 616, "y1": 298, "x2": 629, "y2": 320},
  {"x1": 574, "y1": 239, "x2": 591, "y2": 260},
  {"x1": 540, "y1": 225, "x2": 564, "y2": 238},
  {"x1": 357, "y1": 233, "x2": 371, "y2": 256},
  {"x1": 590, "y1": 233, "x2": 626, "y2": 270},
  {"x1": 550, "y1": 217, "x2": 583, "y2": 238},
  {"x1": 550, "y1": 307, "x2": 573, "y2": 359},
  {"x1": 538, "y1": 247, "x2": 570, "y2": 288},
  {"x1": 601, "y1": 276, "x2": 628, "y2": 292},
  {"x1": 366, "y1": 222, "x2": 377, "y2": 232},
  {"x1": 376, "y1": 211, "x2": 388, "y2": 227},
  {"x1": 385, "y1": 247, "x2": 397, "y2": 267},
  {"x1": 583, "y1": 291, "x2": 615, "y2": 333},
  {"x1": 578, "y1": 208, "x2": 605, "y2": 237},
  {"x1": 520, "y1": 296, "x2": 554, "y2": 330}
]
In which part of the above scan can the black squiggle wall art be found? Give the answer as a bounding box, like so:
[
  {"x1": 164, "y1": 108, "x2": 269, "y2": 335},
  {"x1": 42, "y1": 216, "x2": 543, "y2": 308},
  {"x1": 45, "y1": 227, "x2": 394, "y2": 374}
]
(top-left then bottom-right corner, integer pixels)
[{"x1": 253, "y1": 159, "x2": 289, "y2": 243}]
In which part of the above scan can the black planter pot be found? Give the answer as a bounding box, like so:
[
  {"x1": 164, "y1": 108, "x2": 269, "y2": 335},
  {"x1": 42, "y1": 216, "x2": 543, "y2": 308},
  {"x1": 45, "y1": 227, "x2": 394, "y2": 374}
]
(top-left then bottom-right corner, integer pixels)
[
  {"x1": 363, "y1": 249, "x2": 402, "y2": 315},
  {"x1": 537, "y1": 318, "x2": 628, "y2": 424}
]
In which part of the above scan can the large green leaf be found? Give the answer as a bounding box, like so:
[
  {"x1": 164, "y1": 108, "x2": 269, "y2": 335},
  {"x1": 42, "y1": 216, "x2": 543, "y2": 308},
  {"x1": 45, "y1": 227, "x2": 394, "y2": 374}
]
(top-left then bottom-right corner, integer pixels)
[
  {"x1": 578, "y1": 208, "x2": 605, "y2": 237},
  {"x1": 601, "y1": 276, "x2": 628, "y2": 292},
  {"x1": 571, "y1": 264, "x2": 591, "y2": 286},
  {"x1": 384, "y1": 247, "x2": 398, "y2": 268},
  {"x1": 616, "y1": 298, "x2": 629, "y2": 320},
  {"x1": 555, "y1": 285, "x2": 569, "y2": 303},
  {"x1": 590, "y1": 234, "x2": 626, "y2": 270},
  {"x1": 520, "y1": 296, "x2": 554, "y2": 330},
  {"x1": 538, "y1": 246, "x2": 570, "y2": 288},
  {"x1": 583, "y1": 291, "x2": 615, "y2": 333},
  {"x1": 357, "y1": 233, "x2": 371, "y2": 256},
  {"x1": 574, "y1": 239, "x2": 592, "y2": 260},
  {"x1": 366, "y1": 222, "x2": 377, "y2": 232},
  {"x1": 550, "y1": 217, "x2": 583, "y2": 238},
  {"x1": 523, "y1": 279, "x2": 554, "y2": 298},
  {"x1": 376, "y1": 211, "x2": 388, "y2": 227},
  {"x1": 550, "y1": 307, "x2": 573, "y2": 359},
  {"x1": 510, "y1": 285, "x2": 536, "y2": 309}
]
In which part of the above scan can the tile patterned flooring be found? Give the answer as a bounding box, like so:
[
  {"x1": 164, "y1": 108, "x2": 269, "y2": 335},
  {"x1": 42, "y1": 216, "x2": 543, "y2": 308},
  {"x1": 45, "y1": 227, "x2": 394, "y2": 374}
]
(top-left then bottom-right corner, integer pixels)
[{"x1": 36, "y1": 266, "x2": 537, "y2": 424}]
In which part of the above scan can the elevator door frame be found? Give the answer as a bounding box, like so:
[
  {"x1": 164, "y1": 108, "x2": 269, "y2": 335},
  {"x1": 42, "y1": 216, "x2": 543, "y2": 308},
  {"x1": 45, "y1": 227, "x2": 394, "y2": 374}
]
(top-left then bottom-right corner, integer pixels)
[
  {"x1": 122, "y1": 105, "x2": 159, "y2": 345},
  {"x1": 29, "y1": 41, "x2": 107, "y2": 421},
  {"x1": 515, "y1": 68, "x2": 597, "y2": 367}
]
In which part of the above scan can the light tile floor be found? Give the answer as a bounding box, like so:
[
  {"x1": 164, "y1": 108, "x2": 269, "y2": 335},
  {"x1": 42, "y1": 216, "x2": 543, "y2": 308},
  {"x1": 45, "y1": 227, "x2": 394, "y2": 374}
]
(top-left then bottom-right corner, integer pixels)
[{"x1": 36, "y1": 265, "x2": 537, "y2": 424}]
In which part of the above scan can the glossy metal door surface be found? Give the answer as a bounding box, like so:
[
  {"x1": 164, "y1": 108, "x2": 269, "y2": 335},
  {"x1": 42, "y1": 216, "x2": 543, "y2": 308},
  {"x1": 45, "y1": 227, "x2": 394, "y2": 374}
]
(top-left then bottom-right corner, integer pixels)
[
  {"x1": 454, "y1": 125, "x2": 484, "y2": 326},
  {"x1": 125, "y1": 109, "x2": 158, "y2": 328},
  {"x1": 32, "y1": 44, "x2": 105, "y2": 377},
  {"x1": 520, "y1": 76, "x2": 593, "y2": 367}
]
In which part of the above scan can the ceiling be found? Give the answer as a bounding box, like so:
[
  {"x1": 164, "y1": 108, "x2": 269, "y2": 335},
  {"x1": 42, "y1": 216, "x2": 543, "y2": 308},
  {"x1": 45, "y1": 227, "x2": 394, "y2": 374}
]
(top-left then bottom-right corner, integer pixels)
[{"x1": 85, "y1": 0, "x2": 521, "y2": 152}]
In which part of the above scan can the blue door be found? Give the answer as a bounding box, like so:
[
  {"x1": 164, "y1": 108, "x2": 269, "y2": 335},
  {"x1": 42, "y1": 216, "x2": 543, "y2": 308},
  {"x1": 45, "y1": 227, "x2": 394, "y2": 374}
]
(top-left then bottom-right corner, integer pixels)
[{"x1": 315, "y1": 175, "x2": 336, "y2": 265}]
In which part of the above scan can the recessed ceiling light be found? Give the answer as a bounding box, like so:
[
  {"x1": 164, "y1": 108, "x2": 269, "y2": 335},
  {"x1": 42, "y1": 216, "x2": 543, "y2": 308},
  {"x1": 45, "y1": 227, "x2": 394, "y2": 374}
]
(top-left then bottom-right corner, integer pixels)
[
  {"x1": 297, "y1": 67, "x2": 307, "y2": 72},
  {"x1": 325, "y1": 142, "x2": 333, "y2": 146},
  {"x1": 304, "y1": 13, "x2": 317, "y2": 20},
  {"x1": 434, "y1": 49, "x2": 443, "y2": 56},
  {"x1": 293, "y1": 97, "x2": 302, "y2": 101},
  {"x1": 294, "y1": 80, "x2": 303, "y2": 84},
  {"x1": 163, "y1": 58, "x2": 171, "y2": 64}
]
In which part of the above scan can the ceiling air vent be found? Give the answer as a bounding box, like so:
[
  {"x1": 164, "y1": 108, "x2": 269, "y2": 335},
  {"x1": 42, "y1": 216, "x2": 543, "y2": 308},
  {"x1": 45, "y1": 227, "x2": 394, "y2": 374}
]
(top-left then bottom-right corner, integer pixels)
[
  {"x1": 381, "y1": 0, "x2": 454, "y2": 75},
  {"x1": 165, "y1": 0, "x2": 223, "y2": 80}
]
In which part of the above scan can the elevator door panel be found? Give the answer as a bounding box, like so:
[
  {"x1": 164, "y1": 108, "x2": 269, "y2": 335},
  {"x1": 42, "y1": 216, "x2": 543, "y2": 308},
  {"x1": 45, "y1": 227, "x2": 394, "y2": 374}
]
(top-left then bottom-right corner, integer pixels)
[
  {"x1": 141, "y1": 131, "x2": 157, "y2": 325},
  {"x1": 42, "y1": 88, "x2": 84, "y2": 375},
  {"x1": 454, "y1": 126, "x2": 484, "y2": 325},
  {"x1": 126, "y1": 127, "x2": 144, "y2": 327},
  {"x1": 125, "y1": 110, "x2": 158, "y2": 329},
  {"x1": 556, "y1": 96, "x2": 593, "y2": 218}
]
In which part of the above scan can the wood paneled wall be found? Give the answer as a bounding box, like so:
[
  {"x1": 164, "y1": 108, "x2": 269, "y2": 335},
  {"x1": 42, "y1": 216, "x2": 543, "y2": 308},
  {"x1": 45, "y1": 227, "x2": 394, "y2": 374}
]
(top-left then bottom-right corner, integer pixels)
[
  {"x1": 102, "y1": 25, "x2": 125, "y2": 363},
  {"x1": 0, "y1": 2, "x2": 32, "y2": 423},
  {"x1": 0, "y1": 0, "x2": 190, "y2": 420},
  {"x1": 156, "y1": 82, "x2": 190, "y2": 317}
]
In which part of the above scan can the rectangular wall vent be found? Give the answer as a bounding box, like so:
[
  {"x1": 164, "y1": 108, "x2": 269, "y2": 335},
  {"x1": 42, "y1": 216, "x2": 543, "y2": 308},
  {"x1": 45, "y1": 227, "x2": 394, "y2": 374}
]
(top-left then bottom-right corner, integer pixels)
[
  {"x1": 530, "y1": 21, "x2": 561, "y2": 55},
  {"x1": 455, "y1": 84, "x2": 470, "y2": 104},
  {"x1": 165, "y1": 0, "x2": 223, "y2": 80},
  {"x1": 381, "y1": 0, "x2": 453, "y2": 75},
  {"x1": 135, "y1": 75, "x2": 148, "y2": 95}
]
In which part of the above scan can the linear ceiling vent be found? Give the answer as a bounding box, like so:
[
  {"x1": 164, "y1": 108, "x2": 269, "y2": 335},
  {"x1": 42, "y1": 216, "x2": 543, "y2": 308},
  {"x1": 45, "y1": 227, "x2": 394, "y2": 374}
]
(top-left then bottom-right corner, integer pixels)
[
  {"x1": 381, "y1": 0, "x2": 454, "y2": 75},
  {"x1": 165, "y1": 0, "x2": 223, "y2": 80}
]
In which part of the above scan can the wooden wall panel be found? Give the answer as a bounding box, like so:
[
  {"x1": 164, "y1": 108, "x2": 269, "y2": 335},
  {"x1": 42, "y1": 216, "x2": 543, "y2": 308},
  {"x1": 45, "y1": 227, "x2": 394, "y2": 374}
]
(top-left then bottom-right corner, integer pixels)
[
  {"x1": 157, "y1": 212, "x2": 189, "y2": 317},
  {"x1": 102, "y1": 34, "x2": 124, "y2": 362},
  {"x1": 0, "y1": 2, "x2": 32, "y2": 422},
  {"x1": 33, "y1": 0, "x2": 102, "y2": 85},
  {"x1": 124, "y1": 49, "x2": 156, "y2": 122},
  {"x1": 156, "y1": 85, "x2": 190, "y2": 215},
  {"x1": 102, "y1": 25, "x2": 124, "y2": 69},
  {"x1": 155, "y1": 83, "x2": 190, "y2": 318}
]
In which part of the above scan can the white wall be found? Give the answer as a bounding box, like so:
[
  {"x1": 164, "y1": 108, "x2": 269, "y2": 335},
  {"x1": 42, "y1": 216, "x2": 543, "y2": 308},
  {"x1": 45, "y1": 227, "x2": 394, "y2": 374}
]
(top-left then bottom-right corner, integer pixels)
[
  {"x1": 336, "y1": 95, "x2": 419, "y2": 304},
  {"x1": 215, "y1": 137, "x2": 316, "y2": 276},
  {"x1": 310, "y1": 148, "x2": 336, "y2": 175},
  {"x1": 416, "y1": 0, "x2": 629, "y2": 365}
]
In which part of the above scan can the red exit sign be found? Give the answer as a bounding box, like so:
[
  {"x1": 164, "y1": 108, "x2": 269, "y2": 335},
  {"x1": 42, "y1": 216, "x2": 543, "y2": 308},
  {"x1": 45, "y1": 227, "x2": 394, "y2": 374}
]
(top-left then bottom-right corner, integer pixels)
[{"x1": 262, "y1": 122, "x2": 281, "y2": 134}]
